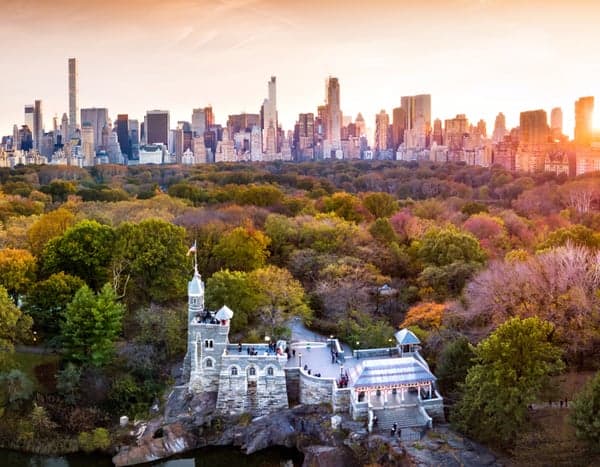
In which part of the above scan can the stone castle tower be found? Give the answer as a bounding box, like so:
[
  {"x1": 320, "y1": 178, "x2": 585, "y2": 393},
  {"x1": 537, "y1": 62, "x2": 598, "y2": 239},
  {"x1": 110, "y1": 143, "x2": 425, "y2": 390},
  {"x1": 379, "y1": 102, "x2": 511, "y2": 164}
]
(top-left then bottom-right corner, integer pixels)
[{"x1": 184, "y1": 267, "x2": 289, "y2": 416}]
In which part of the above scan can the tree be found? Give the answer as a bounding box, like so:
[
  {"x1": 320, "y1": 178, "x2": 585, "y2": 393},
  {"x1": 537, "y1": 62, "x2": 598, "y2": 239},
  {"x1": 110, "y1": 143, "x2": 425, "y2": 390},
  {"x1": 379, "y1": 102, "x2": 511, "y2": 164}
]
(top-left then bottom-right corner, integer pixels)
[
  {"x1": 112, "y1": 219, "x2": 189, "y2": 304},
  {"x1": 205, "y1": 270, "x2": 261, "y2": 334},
  {"x1": 463, "y1": 244, "x2": 600, "y2": 364},
  {"x1": 570, "y1": 371, "x2": 600, "y2": 451},
  {"x1": 22, "y1": 272, "x2": 85, "y2": 339},
  {"x1": 0, "y1": 248, "x2": 36, "y2": 303},
  {"x1": 0, "y1": 369, "x2": 34, "y2": 409},
  {"x1": 538, "y1": 224, "x2": 600, "y2": 251},
  {"x1": 320, "y1": 192, "x2": 364, "y2": 223},
  {"x1": 212, "y1": 225, "x2": 271, "y2": 272},
  {"x1": 416, "y1": 226, "x2": 486, "y2": 267},
  {"x1": 435, "y1": 337, "x2": 476, "y2": 400},
  {"x1": 61, "y1": 284, "x2": 124, "y2": 367},
  {"x1": 56, "y1": 362, "x2": 82, "y2": 404},
  {"x1": 0, "y1": 285, "x2": 32, "y2": 357},
  {"x1": 401, "y1": 302, "x2": 446, "y2": 331},
  {"x1": 27, "y1": 207, "x2": 75, "y2": 256},
  {"x1": 369, "y1": 218, "x2": 398, "y2": 244},
  {"x1": 339, "y1": 309, "x2": 395, "y2": 349},
  {"x1": 41, "y1": 220, "x2": 116, "y2": 290},
  {"x1": 362, "y1": 192, "x2": 398, "y2": 219},
  {"x1": 451, "y1": 317, "x2": 564, "y2": 446},
  {"x1": 251, "y1": 266, "x2": 312, "y2": 336}
]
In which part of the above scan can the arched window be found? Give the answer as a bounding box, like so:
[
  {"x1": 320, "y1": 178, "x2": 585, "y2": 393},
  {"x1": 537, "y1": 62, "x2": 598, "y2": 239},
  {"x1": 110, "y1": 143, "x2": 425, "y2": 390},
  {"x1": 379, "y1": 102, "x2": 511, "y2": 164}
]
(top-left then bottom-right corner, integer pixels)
[
  {"x1": 204, "y1": 339, "x2": 214, "y2": 349},
  {"x1": 249, "y1": 367, "x2": 256, "y2": 376},
  {"x1": 231, "y1": 367, "x2": 238, "y2": 376},
  {"x1": 205, "y1": 359, "x2": 213, "y2": 368},
  {"x1": 267, "y1": 367, "x2": 274, "y2": 376}
]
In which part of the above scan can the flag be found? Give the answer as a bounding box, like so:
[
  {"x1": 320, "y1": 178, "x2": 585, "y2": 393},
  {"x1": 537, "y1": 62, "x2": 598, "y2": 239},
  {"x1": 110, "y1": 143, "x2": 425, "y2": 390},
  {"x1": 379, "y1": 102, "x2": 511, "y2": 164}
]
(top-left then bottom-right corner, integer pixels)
[{"x1": 187, "y1": 241, "x2": 197, "y2": 256}]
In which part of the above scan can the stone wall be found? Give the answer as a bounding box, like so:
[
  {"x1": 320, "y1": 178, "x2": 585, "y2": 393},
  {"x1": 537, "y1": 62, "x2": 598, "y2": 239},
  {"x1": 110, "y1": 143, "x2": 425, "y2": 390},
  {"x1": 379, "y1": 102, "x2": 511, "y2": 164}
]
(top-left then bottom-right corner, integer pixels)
[
  {"x1": 332, "y1": 387, "x2": 351, "y2": 413},
  {"x1": 285, "y1": 368, "x2": 300, "y2": 406},
  {"x1": 215, "y1": 354, "x2": 289, "y2": 416},
  {"x1": 421, "y1": 398, "x2": 445, "y2": 422},
  {"x1": 298, "y1": 369, "x2": 334, "y2": 406}
]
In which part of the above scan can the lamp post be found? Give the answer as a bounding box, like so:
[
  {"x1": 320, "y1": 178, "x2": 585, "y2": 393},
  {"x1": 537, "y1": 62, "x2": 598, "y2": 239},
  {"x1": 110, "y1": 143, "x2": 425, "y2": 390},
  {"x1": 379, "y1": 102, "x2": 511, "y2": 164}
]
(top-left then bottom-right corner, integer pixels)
[
  {"x1": 298, "y1": 353, "x2": 302, "y2": 368},
  {"x1": 356, "y1": 341, "x2": 360, "y2": 359},
  {"x1": 340, "y1": 364, "x2": 344, "y2": 378}
]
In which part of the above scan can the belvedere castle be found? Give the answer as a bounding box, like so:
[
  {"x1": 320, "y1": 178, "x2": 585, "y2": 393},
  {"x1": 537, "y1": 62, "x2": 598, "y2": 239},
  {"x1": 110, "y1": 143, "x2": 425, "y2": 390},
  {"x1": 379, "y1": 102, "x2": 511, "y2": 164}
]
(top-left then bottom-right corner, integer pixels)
[{"x1": 182, "y1": 266, "x2": 444, "y2": 435}]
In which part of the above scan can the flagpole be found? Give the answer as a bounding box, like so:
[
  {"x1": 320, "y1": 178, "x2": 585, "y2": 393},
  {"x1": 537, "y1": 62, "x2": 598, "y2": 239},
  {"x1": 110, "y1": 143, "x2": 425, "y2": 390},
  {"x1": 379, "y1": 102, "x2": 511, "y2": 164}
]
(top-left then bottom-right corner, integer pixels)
[{"x1": 194, "y1": 239, "x2": 198, "y2": 273}]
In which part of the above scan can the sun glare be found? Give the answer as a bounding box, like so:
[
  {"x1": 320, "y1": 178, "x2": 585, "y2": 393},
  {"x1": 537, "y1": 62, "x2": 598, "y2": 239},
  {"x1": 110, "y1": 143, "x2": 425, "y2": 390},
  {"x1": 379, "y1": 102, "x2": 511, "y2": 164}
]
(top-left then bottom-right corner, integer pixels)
[{"x1": 594, "y1": 109, "x2": 600, "y2": 130}]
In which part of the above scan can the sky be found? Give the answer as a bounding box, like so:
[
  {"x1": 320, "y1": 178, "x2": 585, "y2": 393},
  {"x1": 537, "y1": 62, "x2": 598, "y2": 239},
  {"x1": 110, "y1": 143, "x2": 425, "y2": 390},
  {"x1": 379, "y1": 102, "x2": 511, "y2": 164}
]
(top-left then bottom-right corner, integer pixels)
[{"x1": 2, "y1": 0, "x2": 600, "y2": 139}]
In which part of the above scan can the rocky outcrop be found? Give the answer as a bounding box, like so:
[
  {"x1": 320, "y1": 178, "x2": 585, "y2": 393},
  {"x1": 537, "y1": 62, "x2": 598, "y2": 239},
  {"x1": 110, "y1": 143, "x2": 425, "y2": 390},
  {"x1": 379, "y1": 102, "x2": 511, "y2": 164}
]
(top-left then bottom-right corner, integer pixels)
[{"x1": 113, "y1": 387, "x2": 502, "y2": 467}]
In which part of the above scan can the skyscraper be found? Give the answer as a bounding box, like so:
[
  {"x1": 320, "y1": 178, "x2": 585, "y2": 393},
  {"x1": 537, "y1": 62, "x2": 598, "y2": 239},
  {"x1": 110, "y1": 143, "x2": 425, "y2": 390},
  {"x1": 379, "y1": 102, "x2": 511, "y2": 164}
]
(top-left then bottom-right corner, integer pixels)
[
  {"x1": 575, "y1": 97, "x2": 594, "y2": 146},
  {"x1": 444, "y1": 114, "x2": 469, "y2": 151},
  {"x1": 432, "y1": 118, "x2": 443, "y2": 146},
  {"x1": 375, "y1": 110, "x2": 390, "y2": 153},
  {"x1": 325, "y1": 76, "x2": 342, "y2": 155},
  {"x1": 392, "y1": 107, "x2": 406, "y2": 149},
  {"x1": 401, "y1": 94, "x2": 431, "y2": 149},
  {"x1": 261, "y1": 76, "x2": 278, "y2": 151},
  {"x1": 33, "y1": 100, "x2": 43, "y2": 151},
  {"x1": 68, "y1": 58, "x2": 79, "y2": 137},
  {"x1": 116, "y1": 114, "x2": 131, "y2": 157},
  {"x1": 145, "y1": 110, "x2": 170, "y2": 146},
  {"x1": 80, "y1": 108, "x2": 109, "y2": 151},
  {"x1": 492, "y1": 112, "x2": 507, "y2": 143},
  {"x1": 550, "y1": 107, "x2": 563, "y2": 141},
  {"x1": 80, "y1": 123, "x2": 95, "y2": 166},
  {"x1": 24, "y1": 105, "x2": 34, "y2": 132},
  {"x1": 192, "y1": 108, "x2": 207, "y2": 137},
  {"x1": 516, "y1": 109, "x2": 548, "y2": 172}
]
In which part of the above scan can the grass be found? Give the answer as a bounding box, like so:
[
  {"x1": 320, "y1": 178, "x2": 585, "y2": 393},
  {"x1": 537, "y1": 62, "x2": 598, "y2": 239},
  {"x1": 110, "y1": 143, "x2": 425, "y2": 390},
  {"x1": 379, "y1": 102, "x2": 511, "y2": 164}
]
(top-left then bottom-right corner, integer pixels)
[{"x1": 11, "y1": 351, "x2": 61, "y2": 393}]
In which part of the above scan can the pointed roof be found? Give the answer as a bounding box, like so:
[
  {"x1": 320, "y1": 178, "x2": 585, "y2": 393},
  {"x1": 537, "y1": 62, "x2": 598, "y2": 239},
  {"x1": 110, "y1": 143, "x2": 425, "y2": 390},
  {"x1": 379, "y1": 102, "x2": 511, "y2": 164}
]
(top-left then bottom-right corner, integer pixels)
[
  {"x1": 394, "y1": 329, "x2": 421, "y2": 346},
  {"x1": 188, "y1": 267, "x2": 204, "y2": 296},
  {"x1": 215, "y1": 305, "x2": 234, "y2": 320}
]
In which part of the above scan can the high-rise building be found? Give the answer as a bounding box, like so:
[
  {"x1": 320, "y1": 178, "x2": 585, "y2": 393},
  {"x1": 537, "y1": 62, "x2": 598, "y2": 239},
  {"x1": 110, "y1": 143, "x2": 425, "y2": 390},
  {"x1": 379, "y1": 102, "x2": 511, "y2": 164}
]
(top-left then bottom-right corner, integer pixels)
[
  {"x1": 33, "y1": 100, "x2": 43, "y2": 150},
  {"x1": 80, "y1": 108, "x2": 109, "y2": 151},
  {"x1": 116, "y1": 114, "x2": 131, "y2": 157},
  {"x1": 129, "y1": 119, "x2": 140, "y2": 159},
  {"x1": 80, "y1": 123, "x2": 95, "y2": 166},
  {"x1": 432, "y1": 119, "x2": 443, "y2": 146},
  {"x1": 375, "y1": 110, "x2": 390, "y2": 153},
  {"x1": 60, "y1": 113, "x2": 68, "y2": 143},
  {"x1": 24, "y1": 105, "x2": 34, "y2": 132},
  {"x1": 392, "y1": 107, "x2": 406, "y2": 149},
  {"x1": 228, "y1": 113, "x2": 261, "y2": 136},
  {"x1": 294, "y1": 113, "x2": 315, "y2": 160},
  {"x1": 401, "y1": 94, "x2": 431, "y2": 149},
  {"x1": 444, "y1": 114, "x2": 469, "y2": 151},
  {"x1": 476, "y1": 119, "x2": 487, "y2": 138},
  {"x1": 261, "y1": 76, "x2": 278, "y2": 151},
  {"x1": 550, "y1": 107, "x2": 563, "y2": 141},
  {"x1": 575, "y1": 97, "x2": 594, "y2": 146},
  {"x1": 325, "y1": 77, "x2": 342, "y2": 154},
  {"x1": 516, "y1": 109, "x2": 548, "y2": 172},
  {"x1": 492, "y1": 112, "x2": 507, "y2": 143},
  {"x1": 68, "y1": 58, "x2": 79, "y2": 137},
  {"x1": 192, "y1": 108, "x2": 207, "y2": 137},
  {"x1": 145, "y1": 110, "x2": 170, "y2": 146}
]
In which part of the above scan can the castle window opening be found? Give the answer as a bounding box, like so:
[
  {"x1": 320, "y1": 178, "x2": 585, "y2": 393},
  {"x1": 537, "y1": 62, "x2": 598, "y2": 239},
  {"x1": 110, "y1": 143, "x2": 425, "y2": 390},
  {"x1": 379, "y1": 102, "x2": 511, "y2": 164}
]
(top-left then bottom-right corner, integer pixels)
[{"x1": 231, "y1": 367, "x2": 238, "y2": 376}]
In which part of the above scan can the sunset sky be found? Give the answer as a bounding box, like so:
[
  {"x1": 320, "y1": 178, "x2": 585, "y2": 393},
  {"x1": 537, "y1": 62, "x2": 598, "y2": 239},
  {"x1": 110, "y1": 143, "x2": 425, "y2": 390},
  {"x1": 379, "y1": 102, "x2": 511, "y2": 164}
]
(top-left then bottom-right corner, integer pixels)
[{"x1": 2, "y1": 0, "x2": 600, "y2": 138}]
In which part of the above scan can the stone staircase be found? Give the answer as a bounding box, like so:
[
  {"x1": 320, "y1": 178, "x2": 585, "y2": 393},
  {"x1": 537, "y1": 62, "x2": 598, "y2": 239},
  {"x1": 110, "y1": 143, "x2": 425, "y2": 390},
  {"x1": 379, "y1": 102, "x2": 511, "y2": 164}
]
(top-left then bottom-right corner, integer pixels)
[
  {"x1": 372, "y1": 406, "x2": 427, "y2": 441},
  {"x1": 245, "y1": 381, "x2": 258, "y2": 413}
]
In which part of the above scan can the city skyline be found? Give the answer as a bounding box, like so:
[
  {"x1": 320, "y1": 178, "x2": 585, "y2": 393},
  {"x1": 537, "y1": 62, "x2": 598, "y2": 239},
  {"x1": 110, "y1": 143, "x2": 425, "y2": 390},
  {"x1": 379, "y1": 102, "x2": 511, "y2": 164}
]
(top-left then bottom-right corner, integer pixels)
[{"x1": 2, "y1": 0, "x2": 600, "y2": 137}]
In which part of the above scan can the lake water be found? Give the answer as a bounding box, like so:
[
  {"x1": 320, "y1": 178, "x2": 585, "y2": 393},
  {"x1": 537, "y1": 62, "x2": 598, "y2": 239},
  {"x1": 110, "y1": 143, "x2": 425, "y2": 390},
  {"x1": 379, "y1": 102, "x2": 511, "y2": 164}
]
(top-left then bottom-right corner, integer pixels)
[{"x1": 1, "y1": 447, "x2": 303, "y2": 467}]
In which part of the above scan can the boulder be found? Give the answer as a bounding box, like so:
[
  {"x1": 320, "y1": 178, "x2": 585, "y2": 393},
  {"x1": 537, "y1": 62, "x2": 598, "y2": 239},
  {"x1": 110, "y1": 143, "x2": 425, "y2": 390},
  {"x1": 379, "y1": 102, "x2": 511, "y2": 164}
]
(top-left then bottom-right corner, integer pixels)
[{"x1": 302, "y1": 445, "x2": 359, "y2": 467}]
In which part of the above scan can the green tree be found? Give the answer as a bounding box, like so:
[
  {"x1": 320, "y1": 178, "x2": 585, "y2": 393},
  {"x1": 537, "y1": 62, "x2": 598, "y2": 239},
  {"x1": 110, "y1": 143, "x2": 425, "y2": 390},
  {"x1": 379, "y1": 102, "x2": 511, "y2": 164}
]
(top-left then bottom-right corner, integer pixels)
[
  {"x1": 212, "y1": 226, "x2": 271, "y2": 272},
  {"x1": 78, "y1": 427, "x2": 111, "y2": 453},
  {"x1": 61, "y1": 284, "x2": 124, "y2": 367},
  {"x1": 321, "y1": 192, "x2": 364, "y2": 223},
  {"x1": 435, "y1": 336, "x2": 476, "y2": 400},
  {"x1": 417, "y1": 226, "x2": 486, "y2": 267},
  {"x1": 0, "y1": 285, "x2": 32, "y2": 359},
  {"x1": 22, "y1": 272, "x2": 85, "y2": 339},
  {"x1": 369, "y1": 218, "x2": 398, "y2": 244},
  {"x1": 363, "y1": 192, "x2": 398, "y2": 219},
  {"x1": 0, "y1": 248, "x2": 36, "y2": 303},
  {"x1": 41, "y1": 220, "x2": 116, "y2": 290},
  {"x1": 205, "y1": 270, "x2": 261, "y2": 334},
  {"x1": 0, "y1": 369, "x2": 34, "y2": 409},
  {"x1": 250, "y1": 266, "x2": 312, "y2": 336},
  {"x1": 451, "y1": 317, "x2": 564, "y2": 446},
  {"x1": 570, "y1": 371, "x2": 600, "y2": 451},
  {"x1": 56, "y1": 362, "x2": 82, "y2": 405},
  {"x1": 538, "y1": 224, "x2": 600, "y2": 251},
  {"x1": 113, "y1": 219, "x2": 189, "y2": 304},
  {"x1": 340, "y1": 309, "x2": 395, "y2": 349}
]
